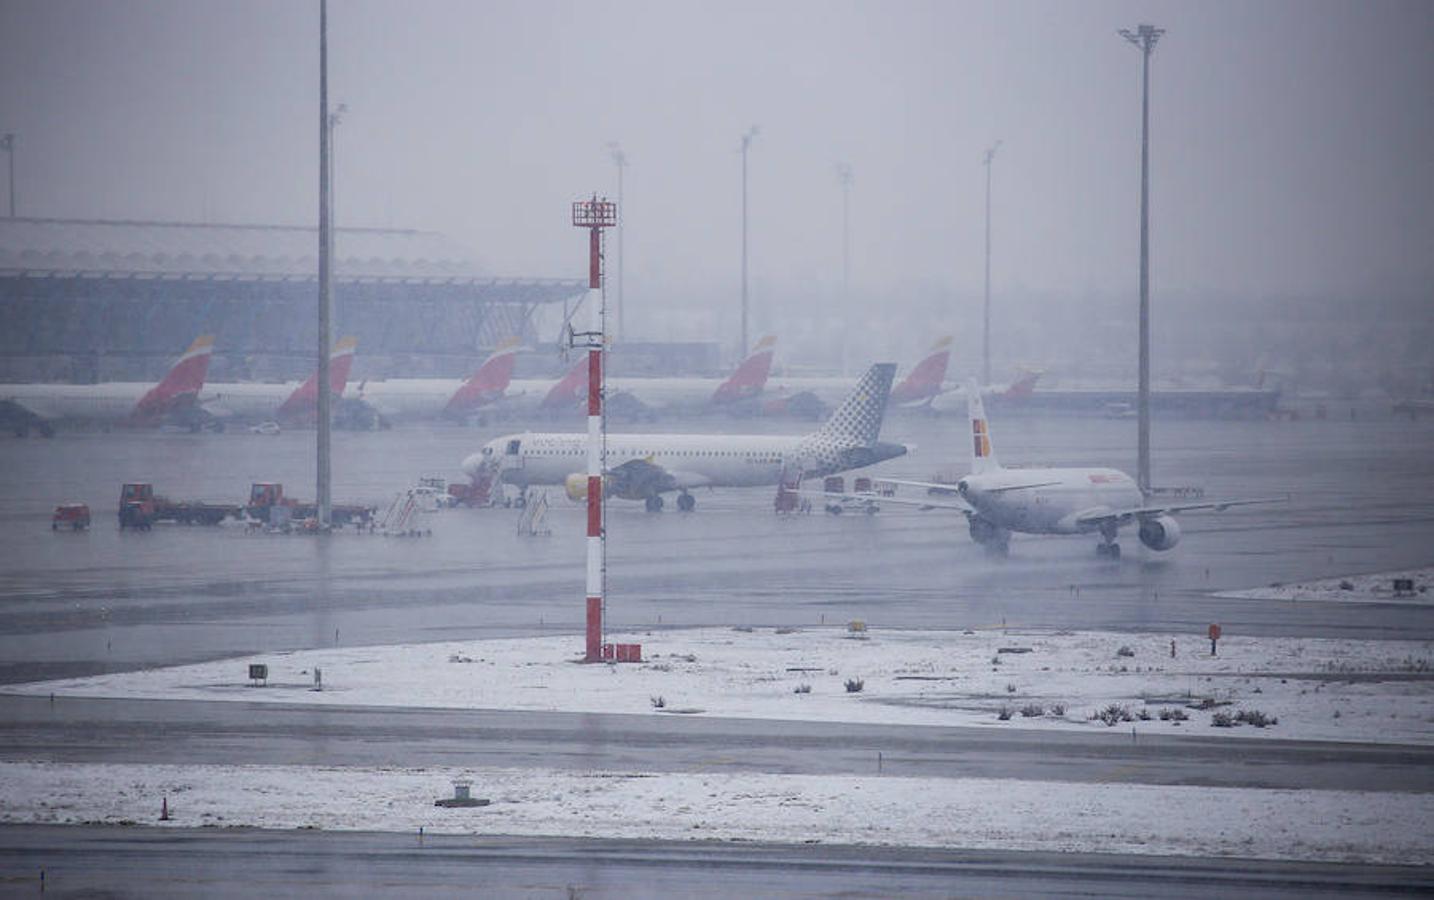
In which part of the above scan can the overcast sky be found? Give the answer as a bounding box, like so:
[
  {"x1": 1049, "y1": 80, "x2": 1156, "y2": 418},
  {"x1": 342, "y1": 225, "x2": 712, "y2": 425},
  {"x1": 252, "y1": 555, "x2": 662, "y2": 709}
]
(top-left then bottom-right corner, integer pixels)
[{"x1": 2, "y1": 0, "x2": 1430, "y2": 339}]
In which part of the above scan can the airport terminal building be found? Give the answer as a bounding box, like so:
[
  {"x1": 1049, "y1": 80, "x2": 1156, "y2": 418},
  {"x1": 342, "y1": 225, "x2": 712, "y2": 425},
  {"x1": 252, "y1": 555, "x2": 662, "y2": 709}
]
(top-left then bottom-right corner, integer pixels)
[{"x1": 0, "y1": 217, "x2": 586, "y2": 382}]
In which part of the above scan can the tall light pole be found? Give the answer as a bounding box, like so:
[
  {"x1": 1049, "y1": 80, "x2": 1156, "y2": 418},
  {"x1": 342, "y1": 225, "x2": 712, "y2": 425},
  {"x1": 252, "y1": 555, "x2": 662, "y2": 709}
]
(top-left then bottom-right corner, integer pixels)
[
  {"x1": 836, "y1": 162, "x2": 853, "y2": 375},
  {"x1": 328, "y1": 103, "x2": 346, "y2": 230},
  {"x1": 1119, "y1": 23, "x2": 1163, "y2": 496},
  {"x1": 607, "y1": 142, "x2": 628, "y2": 342},
  {"x1": 982, "y1": 141, "x2": 1001, "y2": 387},
  {"x1": 739, "y1": 125, "x2": 759, "y2": 357},
  {"x1": 316, "y1": 0, "x2": 333, "y2": 528},
  {"x1": 1, "y1": 133, "x2": 14, "y2": 217}
]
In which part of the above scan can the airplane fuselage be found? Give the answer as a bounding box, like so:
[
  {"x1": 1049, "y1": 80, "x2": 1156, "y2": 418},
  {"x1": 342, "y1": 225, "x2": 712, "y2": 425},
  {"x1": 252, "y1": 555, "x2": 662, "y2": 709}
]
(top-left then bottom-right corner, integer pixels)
[{"x1": 961, "y1": 467, "x2": 1143, "y2": 535}]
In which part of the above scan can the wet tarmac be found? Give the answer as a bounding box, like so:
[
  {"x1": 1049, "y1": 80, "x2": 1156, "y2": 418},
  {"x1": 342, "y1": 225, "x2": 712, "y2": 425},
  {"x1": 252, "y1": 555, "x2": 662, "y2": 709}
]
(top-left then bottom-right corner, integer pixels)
[{"x1": 1, "y1": 413, "x2": 1431, "y2": 682}]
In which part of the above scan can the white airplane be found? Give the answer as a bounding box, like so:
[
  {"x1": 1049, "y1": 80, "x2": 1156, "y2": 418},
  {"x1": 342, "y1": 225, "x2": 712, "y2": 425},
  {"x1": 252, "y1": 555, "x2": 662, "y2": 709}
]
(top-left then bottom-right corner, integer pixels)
[
  {"x1": 201, "y1": 336, "x2": 359, "y2": 425},
  {"x1": 460, "y1": 363, "x2": 906, "y2": 512},
  {"x1": 0, "y1": 335, "x2": 215, "y2": 436},
  {"x1": 346, "y1": 337, "x2": 522, "y2": 423},
  {"x1": 826, "y1": 380, "x2": 1280, "y2": 557}
]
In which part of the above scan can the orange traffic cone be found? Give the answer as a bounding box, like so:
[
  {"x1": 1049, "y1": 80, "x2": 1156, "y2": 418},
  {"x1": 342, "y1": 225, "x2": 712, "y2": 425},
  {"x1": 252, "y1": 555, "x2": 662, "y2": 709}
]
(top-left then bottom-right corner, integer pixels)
[{"x1": 160, "y1": 797, "x2": 170, "y2": 821}]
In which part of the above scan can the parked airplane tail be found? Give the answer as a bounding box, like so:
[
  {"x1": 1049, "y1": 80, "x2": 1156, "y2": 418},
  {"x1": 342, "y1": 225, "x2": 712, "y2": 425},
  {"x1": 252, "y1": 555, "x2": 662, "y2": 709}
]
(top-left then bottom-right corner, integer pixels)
[
  {"x1": 446, "y1": 336, "x2": 522, "y2": 416},
  {"x1": 816, "y1": 363, "x2": 897, "y2": 446},
  {"x1": 539, "y1": 355, "x2": 592, "y2": 411},
  {"x1": 890, "y1": 336, "x2": 953, "y2": 404},
  {"x1": 966, "y1": 378, "x2": 1001, "y2": 474},
  {"x1": 1002, "y1": 369, "x2": 1041, "y2": 399},
  {"x1": 278, "y1": 336, "x2": 359, "y2": 419},
  {"x1": 712, "y1": 335, "x2": 777, "y2": 404},
  {"x1": 131, "y1": 334, "x2": 215, "y2": 421}
]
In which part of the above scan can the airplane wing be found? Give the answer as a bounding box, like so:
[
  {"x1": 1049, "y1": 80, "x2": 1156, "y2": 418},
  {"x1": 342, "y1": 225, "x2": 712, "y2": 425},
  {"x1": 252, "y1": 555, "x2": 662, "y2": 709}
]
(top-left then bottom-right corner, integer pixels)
[
  {"x1": 795, "y1": 485, "x2": 975, "y2": 515},
  {"x1": 1075, "y1": 496, "x2": 1288, "y2": 527},
  {"x1": 605, "y1": 457, "x2": 712, "y2": 499},
  {"x1": 0, "y1": 397, "x2": 59, "y2": 422},
  {"x1": 879, "y1": 477, "x2": 1062, "y2": 494}
]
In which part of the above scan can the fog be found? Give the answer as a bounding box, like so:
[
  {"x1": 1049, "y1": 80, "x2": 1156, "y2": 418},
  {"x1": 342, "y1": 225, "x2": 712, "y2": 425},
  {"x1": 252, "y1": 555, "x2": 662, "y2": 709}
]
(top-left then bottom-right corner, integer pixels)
[{"x1": 1, "y1": 0, "x2": 1431, "y2": 378}]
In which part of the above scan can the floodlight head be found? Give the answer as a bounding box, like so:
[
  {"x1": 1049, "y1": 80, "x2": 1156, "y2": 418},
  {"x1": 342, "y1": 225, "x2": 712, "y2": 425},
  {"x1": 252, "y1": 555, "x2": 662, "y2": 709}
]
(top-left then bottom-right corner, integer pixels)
[
  {"x1": 836, "y1": 162, "x2": 853, "y2": 185},
  {"x1": 742, "y1": 125, "x2": 760, "y2": 149},
  {"x1": 608, "y1": 142, "x2": 627, "y2": 167},
  {"x1": 572, "y1": 196, "x2": 618, "y2": 228}
]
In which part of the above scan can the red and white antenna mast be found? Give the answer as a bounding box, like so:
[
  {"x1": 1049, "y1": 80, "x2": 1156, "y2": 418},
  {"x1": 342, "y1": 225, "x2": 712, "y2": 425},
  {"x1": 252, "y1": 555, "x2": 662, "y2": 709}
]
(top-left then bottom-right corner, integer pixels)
[{"x1": 572, "y1": 195, "x2": 617, "y2": 662}]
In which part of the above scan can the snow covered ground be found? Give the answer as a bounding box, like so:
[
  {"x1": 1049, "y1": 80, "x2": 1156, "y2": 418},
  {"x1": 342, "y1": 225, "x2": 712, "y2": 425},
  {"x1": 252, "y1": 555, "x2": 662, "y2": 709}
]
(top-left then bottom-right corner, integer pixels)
[
  {"x1": 1218, "y1": 567, "x2": 1434, "y2": 606},
  {"x1": 13, "y1": 626, "x2": 1434, "y2": 744},
  {"x1": 3, "y1": 761, "x2": 1430, "y2": 865},
  {"x1": 6, "y1": 625, "x2": 1433, "y2": 863}
]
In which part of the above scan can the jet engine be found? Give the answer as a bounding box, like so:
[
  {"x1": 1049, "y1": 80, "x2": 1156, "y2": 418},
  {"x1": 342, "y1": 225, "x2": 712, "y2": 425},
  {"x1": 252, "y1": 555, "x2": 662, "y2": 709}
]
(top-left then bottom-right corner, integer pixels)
[
  {"x1": 968, "y1": 516, "x2": 1000, "y2": 545},
  {"x1": 565, "y1": 473, "x2": 597, "y2": 502},
  {"x1": 1137, "y1": 514, "x2": 1182, "y2": 551}
]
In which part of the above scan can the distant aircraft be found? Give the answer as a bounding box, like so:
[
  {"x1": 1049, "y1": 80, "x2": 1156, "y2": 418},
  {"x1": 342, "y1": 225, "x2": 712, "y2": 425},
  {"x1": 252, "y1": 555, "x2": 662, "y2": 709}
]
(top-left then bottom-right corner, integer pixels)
[
  {"x1": 826, "y1": 380, "x2": 1280, "y2": 557},
  {"x1": 604, "y1": 335, "x2": 779, "y2": 417},
  {"x1": 521, "y1": 336, "x2": 779, "y2": 420},
  {"x1": 461, "y1": 363, "x2": 905, "y2": 512},
  {"x1": 347, "y1": 337, "x2": 522, "y2": 423},
  {"x1": 201, "y1": 336, "x2": 358, "y2": 425},
  {"x1": 763, "y1": 336, "x2": 966, "y2": 417},
  {"x1": 0, "y1": 334, "x2": 215, "y2": 435}
]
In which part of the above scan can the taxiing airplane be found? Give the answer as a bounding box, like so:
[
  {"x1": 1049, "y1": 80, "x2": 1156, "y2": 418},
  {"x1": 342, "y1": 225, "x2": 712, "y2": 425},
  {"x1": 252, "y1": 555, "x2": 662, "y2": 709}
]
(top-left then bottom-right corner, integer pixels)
[
  {"x1": 0, "y1": 335, "x2": 215, "y2": 436},
  {"x1": 461, "y1": 363, "x2": 905, "y2": 512},
  {"x1": 347, "y1": 337, "x2": 523, "y2": 423},
  {"x1": 825, "y1": 380, "x2": 1280, "y2": 557},
  {"x1": 201, "y1": 337, "x2": 359, "y2": 425}
]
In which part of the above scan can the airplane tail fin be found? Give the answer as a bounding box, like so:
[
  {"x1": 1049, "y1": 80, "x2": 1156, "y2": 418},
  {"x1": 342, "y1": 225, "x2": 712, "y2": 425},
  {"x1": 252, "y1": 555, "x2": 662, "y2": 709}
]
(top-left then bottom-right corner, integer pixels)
[
  {"x1": 816, "y1": 363, "x2": 896, "y2": 446},
  {"x1": 539, "y1": 354, "x2": 591, "y2": 411},
  {"x1": 278, "y1": 336, "x2": 358, "y2": 419},
  {"x1": 891, "y1": 335, "x2": 953, "y2": 404},
  {"x1": 446, "y1": 336, "x2": 522, "y2": 415},
  {"x1": 1002, "y1": 369, "x2": 1041, "y2": 399},
  {"x1": 133, "y1": 334, "x2": 215, "y2": 419},
  {"x1": 712, "y1": 335, "x2": 777, "y2": 403},
  {"x1": 966, "y1": 378, "x2": 1001, "y2": 474}
]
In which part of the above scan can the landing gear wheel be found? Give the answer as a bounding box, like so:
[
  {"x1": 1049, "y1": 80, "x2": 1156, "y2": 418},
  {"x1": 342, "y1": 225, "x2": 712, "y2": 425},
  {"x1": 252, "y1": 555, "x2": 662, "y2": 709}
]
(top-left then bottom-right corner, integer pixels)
[
  {"x1": 676, "y1": 493, "x2": 695, "y2": 512},
  {"x1": 1097, "y1": 542, "x2": 1121, "y2": 559},
  {"x1": 644, "y1": 495, "x2": 665, "y2": 513}
]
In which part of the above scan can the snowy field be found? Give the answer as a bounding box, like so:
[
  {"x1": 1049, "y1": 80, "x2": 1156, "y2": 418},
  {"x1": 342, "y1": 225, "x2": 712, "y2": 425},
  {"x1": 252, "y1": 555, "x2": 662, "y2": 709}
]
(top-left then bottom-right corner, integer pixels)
[
  {"x1": 1218, "y1": 566, "x2": 1434, "y2": 606},
  {"x1": 13, "y1": 626, "x2": 1434, "y2": 745},
  {"x1": 6, "y1": 625, "x2": 1434, "y2": 863},
  {"x1": 2, "y1": 760, "x2": 1430, "y2": 864}
]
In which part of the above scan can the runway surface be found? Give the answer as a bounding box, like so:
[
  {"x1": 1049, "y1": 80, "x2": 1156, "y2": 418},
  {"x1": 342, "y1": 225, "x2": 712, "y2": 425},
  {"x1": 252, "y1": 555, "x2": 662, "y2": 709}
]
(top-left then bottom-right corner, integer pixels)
[{"x1": 4, "y1": 825, "x2": 1431, "y2": 898}]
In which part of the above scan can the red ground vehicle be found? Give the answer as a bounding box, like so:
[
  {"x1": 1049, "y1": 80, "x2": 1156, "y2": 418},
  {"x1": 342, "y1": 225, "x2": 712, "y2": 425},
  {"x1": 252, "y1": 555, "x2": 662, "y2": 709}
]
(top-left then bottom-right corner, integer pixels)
[
  {"x1": 245, "y1": 482, "x2": 374, "y2": 528},
  {"x1": 51, "y1": 504, "x2": 91, "y2": 531},
  {"x1": 118, "y1": 483, "x2": 240, "y2": 530}
]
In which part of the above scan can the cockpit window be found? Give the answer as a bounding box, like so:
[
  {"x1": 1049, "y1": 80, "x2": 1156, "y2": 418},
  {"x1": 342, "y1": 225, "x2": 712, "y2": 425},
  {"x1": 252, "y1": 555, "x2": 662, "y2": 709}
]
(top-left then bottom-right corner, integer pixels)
[{"x1": 481, "y1": 446, "x2": 493, "y2": 456}]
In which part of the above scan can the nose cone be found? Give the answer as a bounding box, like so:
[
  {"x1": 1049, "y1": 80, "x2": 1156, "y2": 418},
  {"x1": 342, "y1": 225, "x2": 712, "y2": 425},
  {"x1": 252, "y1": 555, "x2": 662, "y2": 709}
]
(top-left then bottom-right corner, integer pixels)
[{"x1": 460, "y1": 450, "x2": 488, "y2": 479}]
